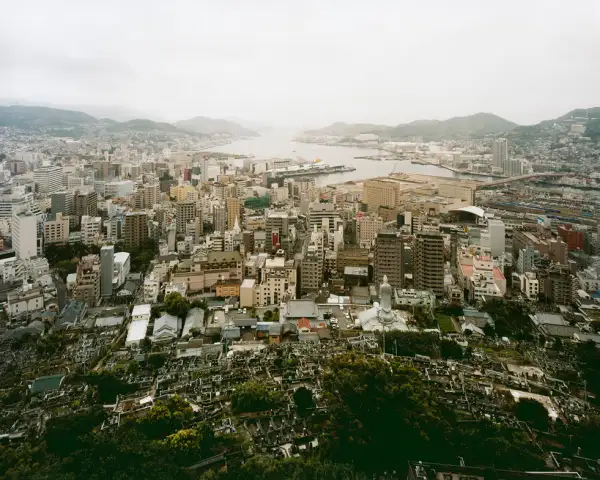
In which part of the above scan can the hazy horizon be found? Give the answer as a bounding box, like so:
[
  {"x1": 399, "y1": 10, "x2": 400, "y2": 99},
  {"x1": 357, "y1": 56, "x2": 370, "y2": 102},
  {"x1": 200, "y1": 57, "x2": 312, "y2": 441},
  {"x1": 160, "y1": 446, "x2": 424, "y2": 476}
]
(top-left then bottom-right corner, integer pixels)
[{"x1": 3, "y1": 0, "x2": 600, "y2": 128}]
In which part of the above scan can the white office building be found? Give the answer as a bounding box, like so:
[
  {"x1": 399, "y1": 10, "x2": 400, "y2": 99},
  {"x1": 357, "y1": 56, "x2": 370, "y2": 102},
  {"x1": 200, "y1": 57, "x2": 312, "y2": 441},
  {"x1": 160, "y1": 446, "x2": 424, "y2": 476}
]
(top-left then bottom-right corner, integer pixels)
[
  {"x1": 34, "y1": 165, "x2": 63, "y2": 194},
  {"x1": 487, "y1": 219, "x2": 506, "y2": 257},
  {"x1": 81, "y1": 215, "x2": 102, "y2": 246},
  {"x1": 12, "y1": 212, "x2": 38, "y2": 260}
]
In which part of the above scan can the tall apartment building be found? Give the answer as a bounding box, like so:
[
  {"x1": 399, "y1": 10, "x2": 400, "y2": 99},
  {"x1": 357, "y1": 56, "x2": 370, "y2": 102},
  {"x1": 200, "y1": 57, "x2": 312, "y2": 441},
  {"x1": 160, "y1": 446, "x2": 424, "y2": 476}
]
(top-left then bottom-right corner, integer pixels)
[
  {"x1": 308, "y1": 202, "x2": 340, "y2": 232},
  {"x1": 202, "y1": 157, "x2": 209, "y2": 183},
  {"x1": 124, "y1": 212, "x2": 149, "y2": 250},
  {"x1": 542, "y1": 264, "x2": 575, "y2": 305},
  {"x1": 44, "y1": 212, "x2": 70, "y2": 245},
  {"x1": 176, "y1": 201, "x2": 196, "y2": 234},
  {"x1": 12, "y1": 212, "x2": 38, "y2": 260},
  {"x1": 413, "y1": 232, "x2": 445, "y2": 297},
  {"x1": 301, "y1": 242, "x2": 324, "y2": 293},
  {"x1": 74, "y1": 190, "x2": 98, "y2": 219},
  {"x1": 34, "y1": 165, "x2": 63, "y2": 194},
  {"x1": 100, "y1": 245, "x2": 114, "y2": 298},
  {"x1": 212, "y1": 204, "x2": 226, "y2": 233},
  {"x1": 81, "y1": 215, "x2": 102, "y2": 246},
  {"x1": 74, "y1": 254, "x2": 101, "y2": 307},
  {"x1": 374, "y1": 231, "x2": 405, "y2": 290},
  {"x1": 226, "y1": 197, "x2": 242, "y2": 231},
  {"x1": 137, "y1": 183, "x2": 159, "y2": 209},
  {"x1": 492, "y1": 138, "x2": 508, "y2": 169},
  {"x1": 265, "y1": 211, "x2": 298, "y2": 257},
  {"x1": 356, "y1": 214, "x2": 384, "y2": 247},
  {"x1": 51, "y1": 191, "x2": 74, "y2": 217}
]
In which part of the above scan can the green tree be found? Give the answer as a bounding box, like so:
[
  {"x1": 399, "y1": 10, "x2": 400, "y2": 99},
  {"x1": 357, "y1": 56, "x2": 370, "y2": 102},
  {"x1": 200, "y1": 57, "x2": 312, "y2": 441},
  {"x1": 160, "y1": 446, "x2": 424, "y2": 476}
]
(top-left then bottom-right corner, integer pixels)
[
  {"x1": 321, "y1": 353, "x2": 453, "y2": 473},
  {"x1": 439, "y1": 338, "x2": 464, "y2": 360},
  {"x1": 292, "y1": 386, "x2": 314, "y2": 414},
  {"x1": 513, "y1": 398, "x2": 550, "y2": 431},
  {"x1": 231, "y1": 381, "x2": 285, "y2": 413},
  {"x1": 164, "y1": 292, "x2": 190, "y2": 318}
]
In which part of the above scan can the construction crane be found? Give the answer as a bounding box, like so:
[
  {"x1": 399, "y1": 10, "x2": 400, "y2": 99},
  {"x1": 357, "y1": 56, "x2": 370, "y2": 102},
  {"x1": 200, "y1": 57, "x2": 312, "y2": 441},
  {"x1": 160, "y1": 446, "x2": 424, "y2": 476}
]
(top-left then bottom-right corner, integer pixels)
[{"x1": 389, "y1": 162, "x2": 399, "y2": 176}]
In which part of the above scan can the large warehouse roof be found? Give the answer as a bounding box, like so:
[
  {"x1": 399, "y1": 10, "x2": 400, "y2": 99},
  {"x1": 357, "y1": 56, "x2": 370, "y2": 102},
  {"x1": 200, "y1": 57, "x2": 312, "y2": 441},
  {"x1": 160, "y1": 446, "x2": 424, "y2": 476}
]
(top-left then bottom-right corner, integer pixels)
[{"x1": 451, "y1": 205, "x2": 485, "y2": 217}]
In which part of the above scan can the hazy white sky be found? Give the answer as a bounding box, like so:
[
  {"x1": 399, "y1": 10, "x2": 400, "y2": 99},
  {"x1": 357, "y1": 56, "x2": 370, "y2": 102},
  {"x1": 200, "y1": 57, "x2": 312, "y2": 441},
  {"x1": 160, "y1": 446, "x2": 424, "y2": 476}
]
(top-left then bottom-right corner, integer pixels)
[{"x1": 2, "y1": 0, "x2": 600, "y2": 126}]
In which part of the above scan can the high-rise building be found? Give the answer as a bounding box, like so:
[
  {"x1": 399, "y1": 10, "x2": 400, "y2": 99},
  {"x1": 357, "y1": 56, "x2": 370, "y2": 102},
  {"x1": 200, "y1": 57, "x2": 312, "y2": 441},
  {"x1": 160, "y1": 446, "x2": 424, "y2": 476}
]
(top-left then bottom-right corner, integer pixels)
[
  {"x1": 308, "y1": 202, "x2": 341, "y2": 233},
  {"x1": 374, "y1": 231, "x2": 405, "y2": 290},
  {"x1": 517, "y1": 245, "x2": 535, "y2": 274},
  {"x1": 140, "y1": 183, "x2": 159, "y2": 209},
  {"x1": 74, "y1": 254, "x2": 101, "y2": 307},
  {"x1": 487, "y1": 219, "x2": 506, "y2": 257},
  {"x1": 44, "y1": 212, "x2": 70, "y2": 245},
  {"x1": 34, "y1": 165, "x2": 63, "y2": 194},
  {"x1": 265, "y1": 211, "x2": 298, "y2": 257},
  {"x1": 301, "y1": 240, "x2": 324, "y2": 293},
  {"x1": 492, "y1": 138, "x2": 508, "y2": 169},
  {"x1": 176, "y1": 201, "x2": 196, "y2": 234},
  {"x1": 357, "y1": 214, "x2": 384, "y2": 248},
  {"x1": 213, "y1": 204, "x2": 226, "y2": 233},
  {"x1": 124, "y1": 212, "x2": 148, "y2": 250},
  {"x1": 100, "y1": 245, "x2": 114, "y2": 298},
  {"x1": 202, "y1": 157, "x2": 209, "y2": 183},
  {"x1": 226, "y1": 197, "x2": 242, "y2": 231},
  {"x1": 413, "y1": 232, "x2": 445, "y2": 297},
  {"x1": 12, "y1": 212, "x2": 38, "y2": 260},
  {"x1": 74, "y1": 190, "x2": 98, "y2": 219},
  {"x1": 81, "y1": 216, "x2": 102, "y2": 246},
  {"x1": 50, "y1": 191, "x2": 74, "y2": 217}
]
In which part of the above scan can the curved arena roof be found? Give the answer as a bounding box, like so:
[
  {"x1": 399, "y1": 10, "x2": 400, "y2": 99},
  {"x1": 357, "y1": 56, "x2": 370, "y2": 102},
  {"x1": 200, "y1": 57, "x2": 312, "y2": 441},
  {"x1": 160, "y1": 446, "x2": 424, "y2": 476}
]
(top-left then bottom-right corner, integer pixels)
[{"x1": 451, "y1": 206, "x2": 485, "y2": 217}]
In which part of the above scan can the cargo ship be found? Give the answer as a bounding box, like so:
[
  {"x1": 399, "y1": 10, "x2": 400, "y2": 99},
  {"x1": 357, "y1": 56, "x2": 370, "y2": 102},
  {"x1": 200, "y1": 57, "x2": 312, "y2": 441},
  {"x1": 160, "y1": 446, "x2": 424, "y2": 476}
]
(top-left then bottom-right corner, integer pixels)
[{"x1": 265, "y1": 162, "x2": 356, "y2": 179}]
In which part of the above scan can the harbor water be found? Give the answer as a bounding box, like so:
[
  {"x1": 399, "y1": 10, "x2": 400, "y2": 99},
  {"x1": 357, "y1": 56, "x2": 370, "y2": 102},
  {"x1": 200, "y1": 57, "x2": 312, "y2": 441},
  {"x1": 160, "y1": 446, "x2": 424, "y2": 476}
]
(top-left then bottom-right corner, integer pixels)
[{"x1": 205, "y1": 128, "x2": 494, "y2": 185}]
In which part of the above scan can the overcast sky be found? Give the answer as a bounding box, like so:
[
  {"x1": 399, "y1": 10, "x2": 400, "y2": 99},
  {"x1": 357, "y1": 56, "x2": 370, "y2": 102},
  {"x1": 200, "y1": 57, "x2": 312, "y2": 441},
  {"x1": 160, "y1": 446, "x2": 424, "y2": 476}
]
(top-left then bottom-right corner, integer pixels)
[{"x1": 2, "y1": 0, "x2": 600, "y2": 127}]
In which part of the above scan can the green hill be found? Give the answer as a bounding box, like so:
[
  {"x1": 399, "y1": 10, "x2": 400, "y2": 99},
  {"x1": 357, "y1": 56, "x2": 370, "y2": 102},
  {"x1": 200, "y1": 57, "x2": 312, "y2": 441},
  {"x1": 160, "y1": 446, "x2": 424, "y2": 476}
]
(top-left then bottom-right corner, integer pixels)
[
  {"x1": 305, "y1": 113, "x2": 517, "y2": 141},
  {"x1": 555, "y1": 107, "x2": 600, "y2": 122},
  {"x1": 106, "y1": 119, "x2": 182, "y2": 133},
  {"x1": 0, "y1": 105, "x2": 97, "y2": 129},
  {"x1": 388, "y1": 112, "x2": 517, "y2": 140}
]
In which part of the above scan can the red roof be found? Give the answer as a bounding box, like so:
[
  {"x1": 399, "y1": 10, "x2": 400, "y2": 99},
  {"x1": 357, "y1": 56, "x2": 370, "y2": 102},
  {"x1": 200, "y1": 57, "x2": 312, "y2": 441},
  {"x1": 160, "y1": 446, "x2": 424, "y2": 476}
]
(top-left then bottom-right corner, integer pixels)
[{"x1": 297, "y1": 318, "x2": 311, "y2": 330}]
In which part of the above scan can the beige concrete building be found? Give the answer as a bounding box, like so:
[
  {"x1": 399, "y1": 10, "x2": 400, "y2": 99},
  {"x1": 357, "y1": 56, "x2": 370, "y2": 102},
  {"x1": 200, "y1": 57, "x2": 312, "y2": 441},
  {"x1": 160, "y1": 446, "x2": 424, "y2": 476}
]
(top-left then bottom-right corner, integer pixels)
[
  {"x1": 356, "y1": 214, "x2": 384, "y2": 248},
  {"x1": 74, "y1": 254, "x2": 101, "y2": 307},
  {"x1": 226, "y1": 197, "x2": 242, "y2": 231},
  {"x1": 44, "y1": 213, "x2": 70, "y2": 244}
]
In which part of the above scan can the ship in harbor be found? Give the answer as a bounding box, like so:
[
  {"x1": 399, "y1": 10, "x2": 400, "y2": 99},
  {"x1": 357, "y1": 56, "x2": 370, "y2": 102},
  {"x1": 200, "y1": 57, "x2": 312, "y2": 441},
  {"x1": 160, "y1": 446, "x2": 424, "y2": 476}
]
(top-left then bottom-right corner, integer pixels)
[{"x1": 263, "y1": 161, "x2": 356, "y2": 186}]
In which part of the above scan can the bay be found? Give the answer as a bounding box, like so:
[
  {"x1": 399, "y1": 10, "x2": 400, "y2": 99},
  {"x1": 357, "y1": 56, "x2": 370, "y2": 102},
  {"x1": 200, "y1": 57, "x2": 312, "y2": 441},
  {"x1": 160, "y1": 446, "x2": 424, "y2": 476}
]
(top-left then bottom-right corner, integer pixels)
[{"x1": 205, "y1": 128, "x2": 494, "y2": 185}]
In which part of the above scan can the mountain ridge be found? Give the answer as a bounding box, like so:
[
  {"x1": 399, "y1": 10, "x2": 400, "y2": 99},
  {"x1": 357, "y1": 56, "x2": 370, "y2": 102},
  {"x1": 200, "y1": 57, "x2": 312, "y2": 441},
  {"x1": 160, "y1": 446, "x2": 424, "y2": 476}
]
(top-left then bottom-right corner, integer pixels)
[
  {"x1": 175, "y1": 116, "x2": 259, "y2": 137},
  {"x1": 305, "y1": 112, "x2": 518, "y2": 141},
  {"x1": 0, "y1": 105, "x2": 257, "y2": 137}
]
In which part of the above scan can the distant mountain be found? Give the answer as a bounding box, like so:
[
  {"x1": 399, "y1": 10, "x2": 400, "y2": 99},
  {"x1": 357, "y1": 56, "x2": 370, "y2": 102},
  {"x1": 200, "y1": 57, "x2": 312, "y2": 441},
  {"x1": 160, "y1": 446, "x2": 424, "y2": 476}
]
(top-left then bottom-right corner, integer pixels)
[
  {"x1": 388, "y1": 113, "x2": 517, "y2": 141},
  {"x1": 304, "y1": 122, "x2": 390, "y2": 137},
  {"x1": 0, "y1": 105, "x2": 97, "y2": 129},
  {"x1": 105, "y1": 119, "x2": 182, "y2": 133},
  {"x1": 305, "y1": 113, "x2": 518, "y2": 141},
  {"x1": 555, "y1": 107, "x2": 600, "y2": 122},
  {"x1": 224, "y1": 117, "x2": 271, "y2": 131},
  {"x1": 175, "y1": 116, "x2": 259, "y2": 136}
]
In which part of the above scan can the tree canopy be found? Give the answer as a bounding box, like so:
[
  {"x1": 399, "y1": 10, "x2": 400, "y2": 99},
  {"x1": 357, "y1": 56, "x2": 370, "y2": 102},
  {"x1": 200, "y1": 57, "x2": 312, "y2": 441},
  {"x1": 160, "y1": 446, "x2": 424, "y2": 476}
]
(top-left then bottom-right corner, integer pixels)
[{"x1": 231, "y1": 381, "x2": 286, "y2": 413}]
